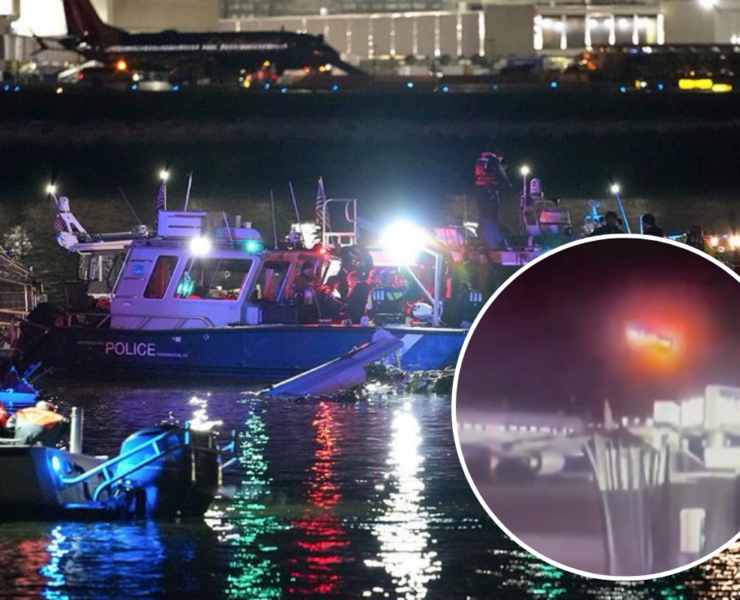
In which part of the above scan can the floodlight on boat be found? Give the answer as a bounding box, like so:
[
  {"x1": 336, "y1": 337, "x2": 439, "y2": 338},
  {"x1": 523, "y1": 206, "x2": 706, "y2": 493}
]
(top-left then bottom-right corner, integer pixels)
[
  {"x1": 710, "y1": 236, "x2": 719, "y2": 247},
  {"x1": 190, "y1": 236, "x2": 212, "y2": 257},
  {"x1": 730, "y1": 234, "x2": 740, "y2": 249},
  {"x1": 520, "y1": 165, "x2": 530, "y2": 176},
  {"x1": 46, "y1": 183, "x2": 57, "y2": 195},
  {"x1": 610, "y1": 183, "x2": 620, "y2": 194},
  {"x1": 159, "y1": 170, "x2": 170, "y2": 182},
  {"x1": 381, "y1": 220, "x2": 428, "y2": 264}
]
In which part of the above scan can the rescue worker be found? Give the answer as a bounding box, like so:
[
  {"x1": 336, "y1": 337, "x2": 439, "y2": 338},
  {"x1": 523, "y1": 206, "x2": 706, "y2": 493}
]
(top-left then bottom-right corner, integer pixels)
[
  {"x1": 590, "y1": 210, "x2": 624, "y2": 236},
  {"x1": 343, "y1": 271, "x2": 371, "y2": 324},
  {"x1": 684, "y1": 225, "x2": 716, "y2": 257},
  {"x1": 292, "y1": 261, "x2": 320, "y2": 324},
  {"x1": 316, "y1": 275, "x2": 343, "y2": 322},
  {"x1": 641, "y1": 214, "x2": 664, "y2": 237},
  {"x1": 6, "y1": 400, "x2": 68, "y2": 447},
  {"x1": 474, "y1": 150, "x2": 511, "y2": 248}
]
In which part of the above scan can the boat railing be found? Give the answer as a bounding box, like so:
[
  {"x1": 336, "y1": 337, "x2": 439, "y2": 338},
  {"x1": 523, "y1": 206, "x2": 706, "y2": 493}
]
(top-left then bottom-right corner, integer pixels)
[
  {"x1": 321, "y1": 198, "x2": 357, "y2": 249},
  {"x1": 59, "y1": 427, "x2": 235, "y2": 502},
  {"x1": 65, "y1": 312, "x2": 215, "y2": 330}
]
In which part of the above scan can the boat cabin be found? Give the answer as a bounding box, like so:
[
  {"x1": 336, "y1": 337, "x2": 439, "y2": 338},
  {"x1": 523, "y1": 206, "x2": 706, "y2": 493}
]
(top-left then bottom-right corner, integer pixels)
[{"x1": 110, "y1": 211, "x2": 331, "y2": 329}]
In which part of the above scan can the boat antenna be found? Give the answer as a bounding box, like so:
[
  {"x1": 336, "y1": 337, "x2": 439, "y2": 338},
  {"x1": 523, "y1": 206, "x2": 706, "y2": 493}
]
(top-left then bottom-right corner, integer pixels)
[
  {"x1": 184, "y1": 172, "x2": 194, "y2": 211},
  {"x1": 288, "y1": 181, "x2": 301, "y2": 223},
  {"x1": 118, "y1": 187, "x2": 143, "y2": 226},
  {"x1": 270, "y1": 189, "x2": 278, "y2": 249},
  {"x1": 222, "y1": 211, "x2": 233, "y2": 242}
]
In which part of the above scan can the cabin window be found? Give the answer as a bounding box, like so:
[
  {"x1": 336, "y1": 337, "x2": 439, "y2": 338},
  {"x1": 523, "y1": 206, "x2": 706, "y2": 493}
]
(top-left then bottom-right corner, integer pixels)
[
  {"x1": 250, "y1": 260, "x2": 291, "y2": 303},
  {"x1": 144, "y1": 256, "x2": 179, "y2": 299},
  {"x1": 174, "y1": 258, "x2": 253, "y2": 300}
]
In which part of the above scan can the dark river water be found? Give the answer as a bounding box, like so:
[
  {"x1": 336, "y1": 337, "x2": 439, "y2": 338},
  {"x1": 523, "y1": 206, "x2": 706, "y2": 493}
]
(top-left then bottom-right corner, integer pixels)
[{"x1": 0, "y1": 382, "x2": 736, "y2": 598}]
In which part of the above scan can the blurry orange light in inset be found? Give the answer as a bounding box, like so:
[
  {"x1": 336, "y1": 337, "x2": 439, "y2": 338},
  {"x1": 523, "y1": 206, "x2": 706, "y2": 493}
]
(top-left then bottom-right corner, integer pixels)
[{"x1": 116, "y1": 59, "x2": 128, "y2": 72}]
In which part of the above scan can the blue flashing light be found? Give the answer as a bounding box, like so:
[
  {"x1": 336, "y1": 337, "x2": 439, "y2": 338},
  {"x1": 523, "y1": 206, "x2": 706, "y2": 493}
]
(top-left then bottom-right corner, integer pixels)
[
  {"x1": 657, "y1": 83, "x2": 664, "y2": 91},
  {"x1": 620, "y1": 86, "x2": 627, "y2": 93},
  {"x1": 331, "y1": 84, "x2": 339, "y2": 91},
  {"x1": 3, "y1": 84, "x2": 9, "y2": 91},
  {"x1": 263, "y1": 83, "x2": 270, "y2": 90},
  {"x1": 442, "y1": 86, "x2": 450, "y2": 93},
  {"x1": 13, "y1": 86, "x2": 20, "y2": 92},
  {"x1": 131, "y1": 84, "x2": 138, "y2": 90},
  {"x1": 173, "y1": 84, "x2": 180, "y2": 91},
  {"x1": 406, "y1": 81, "x2": 414, "y2": 89},
  {"x1": 550, "y1": 81, "x2": 558, "y2": 89},
  {"x1": 492, "y1": 84, "x2": 499, "y2": 91},
  {"x1": 243, "y1": 239, "x2": 263, "y2": 253},
  {"x1": 176, "y1": 274, "x2": 195, "y2": 298},
  {"x1": 51, "y1": 455, "x2": 62, "y2": 473},
  {"x1": 281, "y1": 87, "x2": 288, "y2": 93}
]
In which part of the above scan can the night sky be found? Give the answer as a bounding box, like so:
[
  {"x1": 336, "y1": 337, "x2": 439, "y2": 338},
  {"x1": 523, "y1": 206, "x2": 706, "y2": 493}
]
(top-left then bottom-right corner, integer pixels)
[{"x1": 457, "y1": 238, "x2": 740, "y2": 416}]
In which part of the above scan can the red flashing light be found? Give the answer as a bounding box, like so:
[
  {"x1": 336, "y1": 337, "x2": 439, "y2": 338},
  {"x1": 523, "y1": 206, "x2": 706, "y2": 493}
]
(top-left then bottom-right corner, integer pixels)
[{"x1": 319, "y1": 247, "x2": 328, "y2": 255}]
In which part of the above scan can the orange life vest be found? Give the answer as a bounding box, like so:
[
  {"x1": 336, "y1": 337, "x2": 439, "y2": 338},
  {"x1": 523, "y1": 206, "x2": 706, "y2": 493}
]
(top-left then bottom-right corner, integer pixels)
[
  {"x1": 0, "y1": 402, "x2": 7, "y2": 428},
  {"x1": 13, "y1": 407, "x2": 65, "y2": 429}
]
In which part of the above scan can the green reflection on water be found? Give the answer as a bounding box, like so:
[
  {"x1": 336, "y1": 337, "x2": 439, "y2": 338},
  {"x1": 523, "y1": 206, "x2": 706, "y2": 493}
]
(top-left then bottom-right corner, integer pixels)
[{"x1": 211, "y1": 402, "x2": 286, "y2": 599}]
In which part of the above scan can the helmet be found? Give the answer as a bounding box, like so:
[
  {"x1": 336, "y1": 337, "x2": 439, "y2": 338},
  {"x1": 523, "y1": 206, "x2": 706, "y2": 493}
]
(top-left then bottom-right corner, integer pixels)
[{"x1": 36, "y1": 400, "x2": 55, "y2": 411}]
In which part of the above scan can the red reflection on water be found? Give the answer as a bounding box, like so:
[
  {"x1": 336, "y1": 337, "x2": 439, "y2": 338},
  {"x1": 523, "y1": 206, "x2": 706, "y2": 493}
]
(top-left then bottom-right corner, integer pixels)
[
  {"x1": 0, "y1": 537, "x2": 51, "y2": 594},
  {"x1": 289, "y1": 401, "x2": 349, "y2": 596}
]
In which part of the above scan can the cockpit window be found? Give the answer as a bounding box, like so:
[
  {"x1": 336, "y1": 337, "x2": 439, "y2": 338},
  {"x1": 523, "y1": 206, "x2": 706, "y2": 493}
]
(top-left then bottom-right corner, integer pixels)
[
  {"x1": 250, "y1": 260, "x2": 291, "y2": 302},
  {"x1": 144, "y1": 256, "x2": 178, "y2": 299},
  {"x1": 175, "y1": 258, "x2": 253, "y2": 301}
]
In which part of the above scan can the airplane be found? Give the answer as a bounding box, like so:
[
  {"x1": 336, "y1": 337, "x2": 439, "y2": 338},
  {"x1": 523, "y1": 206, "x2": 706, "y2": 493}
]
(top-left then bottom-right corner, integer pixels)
[{"x1": 56, "y1": 0, "x2": 367, "y2": 83}]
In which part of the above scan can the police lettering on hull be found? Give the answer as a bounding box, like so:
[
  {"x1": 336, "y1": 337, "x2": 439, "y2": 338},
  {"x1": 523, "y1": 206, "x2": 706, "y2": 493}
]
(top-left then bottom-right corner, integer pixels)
[{"x1": 104, "y1": 341, "x2": 156, "y2": 357}]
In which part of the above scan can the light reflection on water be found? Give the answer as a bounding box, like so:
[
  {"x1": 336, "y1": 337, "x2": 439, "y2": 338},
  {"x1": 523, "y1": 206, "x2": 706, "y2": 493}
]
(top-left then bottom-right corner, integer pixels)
[{"x1": 0, "y1": 383, "x2": 736, "y2": 597}]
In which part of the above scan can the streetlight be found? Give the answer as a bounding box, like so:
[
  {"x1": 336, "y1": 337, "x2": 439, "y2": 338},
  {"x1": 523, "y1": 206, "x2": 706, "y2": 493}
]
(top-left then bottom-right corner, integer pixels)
[
  {"x1": 381, "y1": 220, "x2": 443, "y2": 326},
  {"x1": 46, "y1": 183, "x2": 57, "y2": 195},
  {"x1": 609, "y1": 182, "x2": 631, "y2": 233},
  {"x1": 159, "y1": 170, "x2": 170, "y2": 182},
  {"x1": 520, "y1": 166, "x2": 531, "y2": 233}
]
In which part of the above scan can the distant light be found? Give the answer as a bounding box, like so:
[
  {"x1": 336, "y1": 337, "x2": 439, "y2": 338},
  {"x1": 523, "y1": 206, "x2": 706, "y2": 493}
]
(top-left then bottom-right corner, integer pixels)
[
  {"x1": 699, "y1": 0, "x2": 716, "y2": 9},
  {"x1": 116, "y1": 59, "x2": 128, "y2": 72},
  {"x1": 381, "y1": 221, "x2": 427, "y2": 264},
  {"x1": 190, "y1": 236, "x2": 212, "y2": 257},
  {"x1": 442, "y1": 86, "x2": 449, "y2": 93},
  {"x1": 173, "y1": 84, "x2": 180, "y2": 91},
  {"x1": 263, "y1": 83, "x2": 270, "y2": 90},
  {"x1": 492, "y1": 84, "x2": 499, "y2": 90},
  {"x1": 520, "y1": 165, "x2": 530, "y2": 176},
  {"x1": 657, "y1": 83, "x2": 664, "y2": 91},
  {"x1": 319, "y1": 246, "x2": 328, "y2": 255},
  {"x1": 610, "y1": 184, "x2": 620, "y2": 194},
  {"x1": 132, "y1": 73, "x2": 141, "y2": 82},
  {"x1": 263, "y1": 60, "x2": 271, "y2": 67},
  {"x1": 730, "y1": 234, "x2": 740, "y2": 249},
  {"x1": 679, "y1": 78, "x2": 713, "y2": 90},
  {"x1": 406, "y1": 81, "x2": 414, "y2": 89},
  {"x1": 2, "y1": 84, "x2": 8, "y2": 91},
  {"x1": 281, "y1": 87, "x2": 288, "y2": 93},
  {"x1": 550, "y1": 81, "x2": 558, "y2": 88},
  {"x1": 55, "y1": 87, "x2": 63, "y2": 94},
  {"x1": 13, "y1": 85, "x2": 19, "y2": 92},
  {"x1": 159, "y1": 170, "x2": 169, "y2": 182},
  {"x1": 46, "y1": 184, "x2": 57, "y2": 195},
  {"x1": 331, "y1": 84, "x2": 339, "y2": 91},
  {"x1": 710, "y1": 236, "x2": 720, "y2": 247},
  {"x1": 712, "y1": 83, "x2": 733, "y2": 93},
  {"x1": 131, "y1": 84, "x2": 138, "y2": 90},
  {"x1": 620, "y1": 86, "x2": 627, "y2": 93},
  {"x1": 51, "y1": 455, "x2": 62, "y2": 473}
]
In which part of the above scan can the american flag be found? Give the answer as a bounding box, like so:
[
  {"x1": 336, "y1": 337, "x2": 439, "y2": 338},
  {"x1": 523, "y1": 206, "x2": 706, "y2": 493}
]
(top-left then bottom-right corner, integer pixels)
[
  {"x1": 154, "y1": 180, "x2": 166, "y2": 225},
  {"x1": 315, "y1": 177, "x2": 329, "y2": 231}
]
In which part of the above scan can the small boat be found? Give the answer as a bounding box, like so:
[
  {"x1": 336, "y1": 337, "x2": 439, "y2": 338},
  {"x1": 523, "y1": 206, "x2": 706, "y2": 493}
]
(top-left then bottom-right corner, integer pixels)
[{"x1": 0, "y1": 418, "x2": 235, "y2": 520}]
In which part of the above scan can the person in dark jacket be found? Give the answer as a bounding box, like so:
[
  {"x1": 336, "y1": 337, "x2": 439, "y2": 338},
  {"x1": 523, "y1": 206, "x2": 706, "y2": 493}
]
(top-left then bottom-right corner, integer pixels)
[
  {"x1": 474, "y1": 151, "x2": 512, "y2": 248},
  {"x1": 590, "y1": 211, "x2": 624, "y2": 236},
  {"x1": 343, "y1": 271, "x2": 371, "y2": 324},
  {"x1": 641, "y1": 214, "x2": 664, "y2": 237}
]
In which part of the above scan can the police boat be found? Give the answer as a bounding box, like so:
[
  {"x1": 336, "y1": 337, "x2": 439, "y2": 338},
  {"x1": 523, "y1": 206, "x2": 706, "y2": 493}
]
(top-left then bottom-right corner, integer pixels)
[{"x1": 14, "y1": 190, "x2": 468, "y2": 382}]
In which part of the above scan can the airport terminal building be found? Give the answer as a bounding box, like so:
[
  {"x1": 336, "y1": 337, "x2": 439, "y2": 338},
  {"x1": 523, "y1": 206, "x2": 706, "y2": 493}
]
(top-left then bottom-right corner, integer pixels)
[{"x1": 3, "y1": 0, "x2": 740, "y2": 68}]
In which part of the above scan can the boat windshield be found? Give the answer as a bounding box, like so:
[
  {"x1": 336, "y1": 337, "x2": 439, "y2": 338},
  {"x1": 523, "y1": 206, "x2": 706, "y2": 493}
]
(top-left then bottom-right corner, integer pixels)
[
  {"x1": 174, "y1": 258, "x2": 253, "y2": 301},
  {"x1": 250, "y1": 260, "x2": 291, "y2": 302}
]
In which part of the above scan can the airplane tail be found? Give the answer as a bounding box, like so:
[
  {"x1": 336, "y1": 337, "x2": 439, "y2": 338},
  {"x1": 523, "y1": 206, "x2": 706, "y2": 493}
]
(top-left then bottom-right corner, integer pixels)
[{"x1": 62, "y1": 0, "x2": 124, "y2": 48}]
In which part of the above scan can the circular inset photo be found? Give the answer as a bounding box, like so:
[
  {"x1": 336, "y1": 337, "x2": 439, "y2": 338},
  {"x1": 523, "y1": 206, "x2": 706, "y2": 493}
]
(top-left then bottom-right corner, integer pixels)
[{"x1": 453, "y1": 235, "x2": 740, "y2": 580}]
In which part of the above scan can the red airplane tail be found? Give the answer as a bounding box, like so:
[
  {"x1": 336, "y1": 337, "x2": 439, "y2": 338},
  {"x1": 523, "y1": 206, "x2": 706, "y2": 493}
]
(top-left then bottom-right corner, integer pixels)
[{"x1": 62, "y1": 0, "x2": 124, "y2": 48}]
